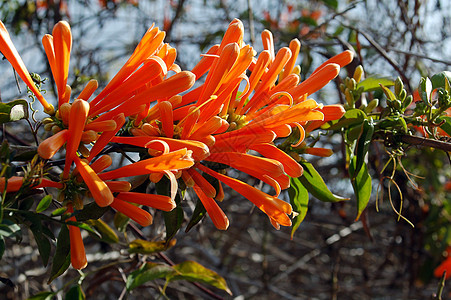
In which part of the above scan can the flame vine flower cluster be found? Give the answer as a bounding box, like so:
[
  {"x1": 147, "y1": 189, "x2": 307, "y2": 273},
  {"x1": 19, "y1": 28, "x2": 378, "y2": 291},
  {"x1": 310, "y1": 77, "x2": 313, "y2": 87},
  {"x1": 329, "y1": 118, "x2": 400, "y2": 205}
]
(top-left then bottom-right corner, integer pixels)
[{"x1": 0, "y1": 18, "x2": 352, "y2": 270}]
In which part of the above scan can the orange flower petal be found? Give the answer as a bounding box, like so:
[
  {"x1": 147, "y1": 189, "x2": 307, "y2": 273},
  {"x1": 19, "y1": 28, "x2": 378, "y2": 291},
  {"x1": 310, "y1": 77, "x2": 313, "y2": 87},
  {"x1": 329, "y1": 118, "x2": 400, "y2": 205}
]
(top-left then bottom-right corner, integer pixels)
[
  {"x1": 38, "y1": 129, "x2": 69, "y2": 159},
  {"x1": 311, "y1": 50, "x2": 354, "y2": 76},
  {"x1": 98, "y1": 149, "x2": 194, "y2": 180},
  {"x1": 77, "y1": 79, "x2": 98, "y2": 101},
  {"x1": 105, "y1": 181, "x2": 131, "y2": 192},
  {"x1": 116, "y1": 192, "x2": 176, "y2": 211},
  {"x1": 261, "y1": 29, "x2": 275, "y2": 61},
  {"x1": 193, "y1": 185, "x2": 229, "y2": 230},
  {"x1": 73, "y1": 156, "x2": 114, "y2": 207},
  {"x1": 198, "y1": 164, "x2": 292, "y2": 226},
  {"x1": 66, "y1": 205, "x2": 87, "y2": 270},
  {"x1": 52, "y1": 21, "x2": 72, "y2": 106},
  {"x1": 110, "y1": 198, "x2": 153, "y2": 227},
  {"x1": 87, "y1": 113, "x2": 125, "y2": 162},
  {"x1": 159, "y1": 101, "x2": 174, "y2": 138},
  {"x1": 249, "y1": 143, "x2": 303, "y2": 177},
  {"x1": 279, "y1": 38, "x2": 301, "y2": 81},
  {"x1": 0, "y1": 21, "x2": 53, "y2": 114},
  {"x1": 187, "y1": 169, "x2": 216, "y2": 198},
  {"x1": 191, "y1": 44, "x2": 220, "y2": 79}
]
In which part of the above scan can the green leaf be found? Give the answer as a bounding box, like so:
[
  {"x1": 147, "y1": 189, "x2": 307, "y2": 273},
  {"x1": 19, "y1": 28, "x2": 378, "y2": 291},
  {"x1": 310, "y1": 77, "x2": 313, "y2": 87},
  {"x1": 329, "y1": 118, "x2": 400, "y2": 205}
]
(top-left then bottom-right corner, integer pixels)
[
  {"x1": 27, "y1": 291, "x2": 54, "y2": 300},
  {"x1": 380, "y1": 84, "x2": 396, "y2": 101},
  {"x1": 431, "y1": 71, "x2": 451, "y2": 90},
  {"x1": 65, "y1": 285, "x2": 85, "y2": 300},
  {"x1": 169, "y1": 261, "x2": 231, "y2": 295},
  {"x1": 36, "y1": 195, "x2": 52, "y2": 213},
  {"x1": 28, "y1": 216, "x2": 51, "y2": 266},
  {"x1": 51, "y1": 207, "x2": 68, "y2": 216},
  {"x1": 75, "y1": 202, "x2": 109, "y2": 221},
  {"x1": 353, "y1": 119, "x2": 374, "y2": 177},
  {"x1": 185, "y1": 199, "x2": 207, "y2": 233},
  {"x1": 48, "y1": 225, "x2": 71, "y2": 283},
  {"x1": 357, "y1": 76, "x2": 394, "y2": 92},
  {"x1": 299, "y1": 162, "x2": 349, "y2": 202},
  {"x1": 438, "y1": 116, "x2": 451, "y2": 136},
  {"x1": 86, "y1": 219, "x2": 118, "y2": 244},
  {"x1": 320, "y1": 0, "x2": 338, "y2": 9},
  {"x1": 325, "y1": 109, "x2": 367, "y2": 130},
  {"x1": 113, "y1": 211, "x2": 129, "y2": 232},
  {"x1": 126, "y1": 262, "x2": 176, "y2": 291},
  {"x1": 0, "y1": 237, "x2": 5, "y2": 260},
  {"x1": 0, "y1": 222, "x2": 21, "y2": 238},
  {"x1": 128, "y1": 239, "x2": 176, "y2": 254},
  {"x1": 0, "y1": 100, "x2": 28, "y2": 124},
  {"x1": 349, "y1": 157, "x2": 372, "y2": 221},
  {"x1": 288, "y1": 177, "x2": 309, "y2": 239}
]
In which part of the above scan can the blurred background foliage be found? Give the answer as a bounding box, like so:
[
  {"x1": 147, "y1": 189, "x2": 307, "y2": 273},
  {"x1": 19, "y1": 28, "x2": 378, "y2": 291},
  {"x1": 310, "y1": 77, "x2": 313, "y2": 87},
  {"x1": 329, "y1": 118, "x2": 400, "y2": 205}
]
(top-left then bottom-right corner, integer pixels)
[{"x1": 0, "y1": 0, "x2": 450, "y2": 299}]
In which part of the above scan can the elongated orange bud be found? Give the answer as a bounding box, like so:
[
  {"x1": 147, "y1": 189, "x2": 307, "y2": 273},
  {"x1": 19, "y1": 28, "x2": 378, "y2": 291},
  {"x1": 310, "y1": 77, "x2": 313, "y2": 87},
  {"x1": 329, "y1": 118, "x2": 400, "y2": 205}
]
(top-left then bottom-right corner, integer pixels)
[
  {"x1": 187, "y1": 169, "x2": 216, "y2": 198},
  {"x1": 304, "y1": 147, "x2": 334, "y2": 157},
  {"x1": 190, "y1": 116, "x2": 223, "y2": 140},
  {"x1": 52, "y1": 21, "x2": 72, "y2": 106},
  {"x1": 66, "y1": 204, "x2": 87, "y2": 270},
  {"x1": 89, "y1": 155, "x2": 112, "y2": 173},
  {"x1": 105, "y1": 181, "x2": 131, "y2": 192},
  {"x1": 116, "y1": 192, "x2": 176, "y2": 211},
  {"x1": 87, "y1": 113, "x2": 125, "y2": 162},
  {"x1": 319, "y1": 104, "x2": 346, "y2": 122},
  {"x1": 38, "y1": 129, "x2": 69, "y2": 159},
  {"x1": 193, "y1": 185, "x2": 229, "y2": 230},
  {"x1": 261, "y1": 29, "x2": 275, "y2": 61},
  {"x1": 63, "y1": 99, "x2": 89, "y2": 178},
  {"x1": 159, "y1": 101, "x2": 174, "y2": 138},
  {"x1": 42, "y1": 34, "x2": 57, "y2": 83},
  {"x1": 59, "y1": 102, "x2": 71, "y2": 126},
  {"x1": 218, "y1": 19, "x2": 244, "y2": 52},
  {"x1": 250, "y1": 143, "x2": 303, "y2": 177},
  {"x1": 0, "y1": 176, "x2": 23, "y2": 192},
  {"x1": 191, "y1": 44, "x2": 220, "y2": 79},
  {"x1": 81, "y1": 130, "x2": 98, "y2": 144},
  {"x1": 280, "y1": 38, "x2": 301, "y2": 81},
  {"x1": 84, "y1": 120, "x2": 117, "y2": 132},
  {"x1": 311, "y1": 50, "x2": 354, "y2": 76},
  {"x1": 141, "y1": 123, "x2": 160, "y2": 136},
  {"x1": 0, "y1": 21, "x2": 54, "y2": 114},
  {"x1": 73, "y1": 156, "x2": 114, "y2": 207},
  {"x1": 181, "y1": 170, "x2": 195, "y2": 188},
  {"x1": 62, "y1": 84, "x2": 71, "y2": 105},
  {"x1": 110, "y1": 199, "x2": 153, "y2": 226},
  {"x1": 77, "y1": 79, "x2": 98, "y2": 101}
]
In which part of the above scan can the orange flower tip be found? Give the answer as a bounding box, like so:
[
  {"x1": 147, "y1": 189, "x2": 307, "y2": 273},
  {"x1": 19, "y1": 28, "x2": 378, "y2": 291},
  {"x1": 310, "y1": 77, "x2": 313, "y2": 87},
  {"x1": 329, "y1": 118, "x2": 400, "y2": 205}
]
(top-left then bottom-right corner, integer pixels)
[
  {"x1": 44, "y1": 103, "x2": 55, "y2": 115},
  {"x1": 305, "y1": 147, "x2": 334, "y2": 157},
  {"x1": 320, "y1": 104, "x2": 346, "y2": 122}
]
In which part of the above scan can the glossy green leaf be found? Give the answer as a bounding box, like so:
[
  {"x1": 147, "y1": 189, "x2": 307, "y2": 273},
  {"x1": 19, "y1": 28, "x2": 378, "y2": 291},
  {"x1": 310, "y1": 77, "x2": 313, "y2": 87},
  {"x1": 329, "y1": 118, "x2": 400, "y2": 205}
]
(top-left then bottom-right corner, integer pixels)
[
  {"x1": 357, "y1": 76, "x2": 394, "y2": 92},
  {"x1": 431, "y1": 71, "x2": 451, "y2": 90},
  {"x1": 48, "y1": 225, "x2": 71, "y2": 283},
  {"x1": 0, "y1": 100, "x2": 28, "y2": 124},
  {"x1": 27, "y1": 291, "x2": 54, "y2": 300},
  {"x1": 185, "y1": 199, "x2": 207, "y2": 233},
  {"x1": 75, "y1": 202, "x2": 109, "y2": 221},
  {"x1": 438, "y1": 116, "x2": 451, "y2": 136},
  {"x1": 36, "y1": 195, "x2": 53, "y2": 213},
  {"x1": 86, "y1": 219, "x2": 119, "y2": 244},
  {"x1": 349, "y1": 157, "x2": 372, "y2": 221},
  {"x1": 169, "y1": 261, "x2": 231, "y2": 294},
  {"x1": 288, "y1": 177, "x2": 309, "y2": 239},
  {"x1": 65, "y1": 285, "x2": 85, "y2": 300},
  {"x1": 299, "y1": 162, "x2": 349, "y2": 202},
  {"x1": 380, "y1": 84, "x2": 396, "y2": 101},
  {"x1": 29, "y1": 215, "x2": 51, "y2": 266},
  {"x1": 354, "y1": 119, "x2": 374, "y2": 177},
  {"x1": 126, "y1": 262, "x2": 176, "y2": 290},
  {"x1": 51, "y1": 207, "x2": 67, "y2": 216},
  {"x1": 325, "y1": 109, "x2": 367, "y2": 130},
  {"x1": 128, "y1": 239, "x2": 176, "y2": 254}
]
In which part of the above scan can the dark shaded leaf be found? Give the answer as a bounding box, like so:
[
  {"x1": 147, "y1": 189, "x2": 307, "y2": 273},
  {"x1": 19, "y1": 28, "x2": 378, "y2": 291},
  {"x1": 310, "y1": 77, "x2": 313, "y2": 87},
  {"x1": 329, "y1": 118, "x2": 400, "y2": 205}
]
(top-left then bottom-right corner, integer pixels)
[
  {"x1": 156, "y1": 178, "x2": 184, "y2": 242},
  {"x1": 438, "y1": 116, "x2": 451, "y2": 136},
  {"x1": 27, "y1": 291, "x2": 54, "y2": 300},
  {"x1": 169, "y1": 261, "x2": 231, "y2": 295},
  {"x1": 128, "y1": 239, "x2": 176, "y2": 254},
  {"x1": 299, "y1": 162, "x2": 349, "y2": 202},
  {"x1": 288, "y1": 177, "x2": 309, "y2": 239},
  {"x1": 113, "y1": 211, "x2": 129, "y2": 232},
  {"x1": 126, "y1": 262, "x2": 176, "y2": 291},
  {"x1": 185, "y1": 199, "x2": 206, "y2": 233},
  {"x1": 48, "y1": 225, "x2": 71, "y2": 283},
  {"x1": 75, "y1": 202, "x2": 109, "y2": 221},
  {"x1": 86, "y1": 219, "x2": 118, "y2": 243},
  {"x1": 65, "y1": 285, "x2": 85, "y2": 300}
]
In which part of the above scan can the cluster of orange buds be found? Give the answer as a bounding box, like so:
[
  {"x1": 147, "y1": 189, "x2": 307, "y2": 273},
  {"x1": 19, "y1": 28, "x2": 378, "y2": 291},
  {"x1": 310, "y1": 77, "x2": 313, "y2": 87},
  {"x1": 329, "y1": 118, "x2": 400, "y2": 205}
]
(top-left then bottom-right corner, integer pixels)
[{"x1": 0, "y1": 17, "x2": 353, "y2": 269}]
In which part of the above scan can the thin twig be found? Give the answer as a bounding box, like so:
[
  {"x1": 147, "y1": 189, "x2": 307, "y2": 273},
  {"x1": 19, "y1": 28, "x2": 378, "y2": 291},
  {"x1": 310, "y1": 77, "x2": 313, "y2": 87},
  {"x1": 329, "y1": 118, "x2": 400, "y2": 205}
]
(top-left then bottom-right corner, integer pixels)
[{"x1": 398, "y1": 134, "x2": 451, "y2": 152}]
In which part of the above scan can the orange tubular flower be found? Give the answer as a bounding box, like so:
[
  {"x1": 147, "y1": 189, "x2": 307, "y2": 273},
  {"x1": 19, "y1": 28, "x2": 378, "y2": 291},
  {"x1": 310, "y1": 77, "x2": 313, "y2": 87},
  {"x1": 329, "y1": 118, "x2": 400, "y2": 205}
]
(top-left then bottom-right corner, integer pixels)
[
  {"x1": 193, "y1": 185, "x2": 229, "y2": 230},
  {"x1": 66, "y1": 204, "x2": 87, "y2": 270},
  {"x1": 0, "y1": 176, "x2": 63, "y2": 192},
  {"x1": 0, "y1": 21, "x2": 54, "y2": 114},
  {"x1": 52, "y1": 21, "x2": 72, "y2": 106},
  {"x1": 109, "y1": 198, "x2": 153, "y2": 227}
]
